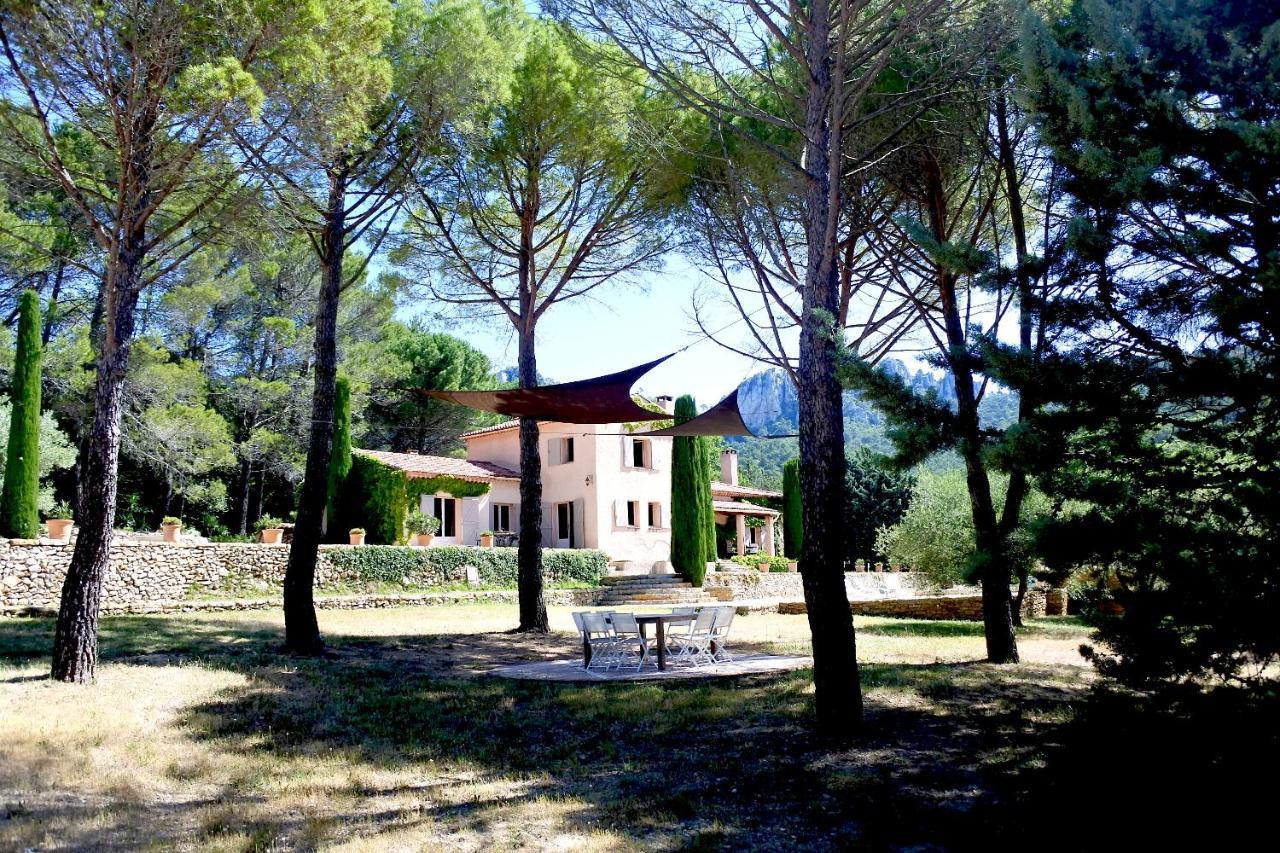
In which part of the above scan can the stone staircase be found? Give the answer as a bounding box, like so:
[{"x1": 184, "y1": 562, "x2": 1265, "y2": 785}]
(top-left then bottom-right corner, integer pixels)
[{"x1": 596, "y1": 573, "x2": 718, "y2": 606}]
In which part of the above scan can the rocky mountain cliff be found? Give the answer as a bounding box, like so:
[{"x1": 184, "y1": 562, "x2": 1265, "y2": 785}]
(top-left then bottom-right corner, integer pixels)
[{"x1": 729, "y1": 364, "x2": 1017, "y2": 490}]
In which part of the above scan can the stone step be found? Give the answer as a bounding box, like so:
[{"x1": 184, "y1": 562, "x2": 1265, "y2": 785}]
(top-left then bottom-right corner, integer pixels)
[
  {"x1": 601, "y1": 581, "x2": 693, "y2": 590},
  {"x1": 598, "y1": 593, "x2": 717, "y2": 604},
  {"x1": 600, "y1": 574, "x2": 687, "y2": 586}
]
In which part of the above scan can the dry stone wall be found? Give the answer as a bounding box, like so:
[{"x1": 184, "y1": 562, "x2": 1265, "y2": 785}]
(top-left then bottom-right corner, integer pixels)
[
  {"x1": 706, "y1": 570, "x2": 938, "y2": 601},
  {"x1": 0, "y1": 540, "x2": 604, "y2": 613},
  {"x1": 777, "y1": 590, "x2": 1048, "y2": 621}
]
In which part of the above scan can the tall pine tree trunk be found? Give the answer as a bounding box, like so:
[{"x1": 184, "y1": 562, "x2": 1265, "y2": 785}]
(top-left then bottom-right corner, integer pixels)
[
  {"x1": 51, "y1": 246, "x2": 144, "y2": 682},
  {"x1": 922, "y1": 153, "x2": 1019, "y2": 664},
  {"x1": 282, "y1": 170, "x2": 346, "y2": 654},
  {"x1": 796, "y1": 0, "x2": 862, "y2": 736},
  {"x1": 516, "y1": 323, "x2": 548, "y2": 632}
]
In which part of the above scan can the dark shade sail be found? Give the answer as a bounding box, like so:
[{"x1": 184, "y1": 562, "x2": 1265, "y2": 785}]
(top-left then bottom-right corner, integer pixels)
[
  {"x1": 633, "y1": 388, "x2": 757, "y2": 437},
  {"x1": 419, "y1": 353, "x2": 674, "y2": 424}
]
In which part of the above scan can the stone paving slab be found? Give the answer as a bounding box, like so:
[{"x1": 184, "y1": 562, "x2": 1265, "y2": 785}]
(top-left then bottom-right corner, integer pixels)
[{"x1": 487, "y1": 653, "x2": 812, "y2": 683}]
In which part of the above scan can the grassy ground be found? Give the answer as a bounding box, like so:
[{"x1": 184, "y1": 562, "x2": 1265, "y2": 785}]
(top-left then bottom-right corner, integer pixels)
[{"x1": 0, "y1": 606, "x2": 1094, "y2": 851}]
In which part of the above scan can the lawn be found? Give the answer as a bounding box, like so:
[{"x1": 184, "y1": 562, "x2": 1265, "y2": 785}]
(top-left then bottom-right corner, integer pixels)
[{"x1": 0, "y1": 606, "x2": 1094, "y2": 851}]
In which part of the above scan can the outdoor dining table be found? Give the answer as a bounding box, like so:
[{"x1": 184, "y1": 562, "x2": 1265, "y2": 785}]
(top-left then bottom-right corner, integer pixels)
[{"x1": 578, "y1": 611, "x2": 696, "y2": 671}]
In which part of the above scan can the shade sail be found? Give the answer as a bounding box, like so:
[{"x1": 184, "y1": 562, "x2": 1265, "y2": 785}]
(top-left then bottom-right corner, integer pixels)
[
  {"x1": 419, "y1": 354, "x2": 673, "y2": 424},
  {"x1": 632, "y1": 388, "x2": 757, "y2": 437}
]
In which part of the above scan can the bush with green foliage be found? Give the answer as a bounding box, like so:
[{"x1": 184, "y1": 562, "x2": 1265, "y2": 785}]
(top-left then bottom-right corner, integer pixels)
[
  {"x1": 324, "y1": 376, "x2": 353, "y2": 540},
  {"x1": 255, "y1": 516, "x2": 284, "y2": 531},
  {"x1": 406, "y1": 510, "x2": 439, "y2": 536},
  {"x1": 345, "y1": 454, "x2": 408, "y2": 544},
  {"x1": 162, "y1": 516, "x2": 181, "y2": 526},
  {"x1": 322, "y1": 545, "x2": 608, "y2": 587},
  {"x1": 46, "y1": 501, "x2": 73, "y2": 520},
  {"x1": 730, "y1": 554, "x2": 791, "y2": 573},
  {"x1": 0, "y1": 290, "x2": 41, "y2": 538}
]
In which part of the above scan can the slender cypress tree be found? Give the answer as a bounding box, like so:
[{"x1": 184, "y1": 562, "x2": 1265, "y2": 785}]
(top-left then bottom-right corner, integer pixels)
[
  {"x1": 670, "y1": 395, "x2": 706, "y2": 583},
  {"x1": 698, "y1": 437, "x2": 717, "y2": 564},
  {"x1": 324, "y1": 376, "x2": 352, "y2": 540},
  {"x1": 782, "y1": 458, "x2": 802, "y2": 560},
  {"x1": 1, "y1": 290, "x2": 42, "y2": 538}
]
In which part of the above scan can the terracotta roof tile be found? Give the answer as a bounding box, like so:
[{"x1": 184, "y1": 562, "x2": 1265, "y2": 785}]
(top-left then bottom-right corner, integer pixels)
[
  {"x1": 710, "y1": 480, "x2": 782, "y2": 500},
  {"x1": 712, "y1": 499, "x2": 779, "y2": 515},
  {"x1": 459, "y1": 420, "x2": 520, "y2": 438},
  {"x1": 354, "y1": 449, "x2": 519, "y2": 482}
]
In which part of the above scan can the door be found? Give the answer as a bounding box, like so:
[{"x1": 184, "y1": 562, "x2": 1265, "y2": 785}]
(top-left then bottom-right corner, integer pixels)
[
  {"x1": 431, "y1": 496, "x2": 459, "y2": 544},
  {"x1": 554, "y1": 501, "x2": 575, "y2": 548}
]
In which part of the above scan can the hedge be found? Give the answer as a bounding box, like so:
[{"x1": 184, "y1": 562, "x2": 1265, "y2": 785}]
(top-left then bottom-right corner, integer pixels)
[
  {"x1": 345, "y1": 455, "x2": 407, "y2": 544},
  {"x1": 324, "y1": 545, "x2": 609, "y2": 587}
]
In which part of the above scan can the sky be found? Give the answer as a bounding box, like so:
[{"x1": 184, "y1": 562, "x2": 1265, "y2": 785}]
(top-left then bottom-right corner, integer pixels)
[{"x1": 406, "y1": 255, "x2": 791, "y2": 406}]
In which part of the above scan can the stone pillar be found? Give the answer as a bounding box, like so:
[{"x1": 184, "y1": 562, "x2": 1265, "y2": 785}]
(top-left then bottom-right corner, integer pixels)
[
  {"x1": 735, "y1": 514, "x2": 746, "y2": 556},
  {"x1": 762, "y1": 518, "x2": 775, "y2": 556}
]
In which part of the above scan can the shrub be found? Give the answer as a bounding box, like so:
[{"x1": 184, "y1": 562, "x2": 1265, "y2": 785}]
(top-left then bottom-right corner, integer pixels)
[
  {"x1": 349, "y1": 527, "x2": 365, "y2": 535},
  {"x1": 782, "y1": 458, "x2": 802, "y2": 558},
  {"x1": 406, "y1": 510, "x2": 439, "y2": 536},
  {"x1": 670, "y1": 395, "x2": 708, "y2": 584},
  {"x1": 345, "y1": 454, "x2": 407, "y2": 544},
  {"x1": 46, "y1": 501, "x2": 73, "y2": 520},
  {"x1": 255, "y1": 516, "x2": 284, "y2": 531},
  {"x1": 729, "y1": 554, "x2": 790, "y2": 573},
  {"x1": 322, "y1": 545, "x2": 608, "y2": 587},
  {"x1": 162, "y1": 516, "x2": 181, "y2": 526}
]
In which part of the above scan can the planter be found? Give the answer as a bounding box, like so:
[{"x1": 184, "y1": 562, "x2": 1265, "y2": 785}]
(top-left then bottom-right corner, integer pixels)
[
  {"x1": 788, "y1": 560, "x2": 799, "y2": 573},
  {"x1": 260, "y1": 528, "x2": 283, "y2": 545},
  {"x1": 349, "y1": 532, "x2": 366, "y2": 546},
  {"x1": 415, "y1": 533, "x2": 434, "y2": 547},
  {"x1": 45, "y1": 518, "x2": 73, "y2": 542},
  {"x1": 161, "y1": 523, "x2": 181, "y2": 543},
  {"x1": 479, "y1": 534, "x2": 494, "y2": 548}
]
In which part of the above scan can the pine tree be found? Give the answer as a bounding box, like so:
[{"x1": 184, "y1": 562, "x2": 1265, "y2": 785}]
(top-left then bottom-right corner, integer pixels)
[
  {"x1": 782, "y1": 459, "x2": 802, "y2": 559},
  {"x1": 844, "y1": 450, "x2": 914, "y2": 570},
  {"x1": 670, "y1": 396, "x2": 706, "y2": 584},
  {"x1": 0, "y1": 290, "x2": 42, "y2": 539},
  {"x1": 324, "y1": 376, "x2": 352, "y2": 541}
]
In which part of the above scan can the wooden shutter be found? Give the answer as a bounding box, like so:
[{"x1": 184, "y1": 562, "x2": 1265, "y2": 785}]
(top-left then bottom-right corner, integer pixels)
[
  {"x1": 572, "y1": 498, "x2": 586, "y2": 548},
  {"x1": 540, "y1": 501, "x2": 554, "y2": 545},
  {"x1": 461, "y1": 497, "x2": 481, "y2": 545},
  {"x1": 548, "y1": 438, "x2": 562, "y2": 466}
]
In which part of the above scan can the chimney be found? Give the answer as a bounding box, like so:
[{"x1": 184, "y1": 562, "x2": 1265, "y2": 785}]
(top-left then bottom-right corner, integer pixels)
[
  {"x1": 720, "y1": 448, "x2": 738, "y2": 486},
  {"x1": 656, "y1": 394, "x2": 674, "y2": 415}
]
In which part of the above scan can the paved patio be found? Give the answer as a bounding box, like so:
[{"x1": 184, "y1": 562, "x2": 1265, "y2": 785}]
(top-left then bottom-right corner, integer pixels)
[{"x1": 487, "y1": 653, "x2": 812, "y2": 682}]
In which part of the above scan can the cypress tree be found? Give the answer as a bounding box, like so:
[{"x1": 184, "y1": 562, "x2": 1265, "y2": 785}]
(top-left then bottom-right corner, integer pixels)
[
  {"x1": 1, "y1": 290, "x2": 42, "y2": 538},
  {"x1": 782, "y1": 458, "x2": 802, "y2": 559},
  {"x1": 324, "y1": 376, "x2": 353, "y2": 540},
  {"x1": 698, "y1": 437, "x2": 717, "y2": 564},
  {"x1": 670, "y1": 395, "x2": 706, "y2": 584}
]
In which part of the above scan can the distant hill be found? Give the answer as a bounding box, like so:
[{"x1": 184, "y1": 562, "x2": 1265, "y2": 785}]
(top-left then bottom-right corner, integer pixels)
[{"x1": 728, "y1": 362, "x2": 1018, "y2": 490}]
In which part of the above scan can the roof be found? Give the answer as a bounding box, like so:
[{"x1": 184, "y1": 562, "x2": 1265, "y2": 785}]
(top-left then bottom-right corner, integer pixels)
[
  {"x1": 459, "y1": 420, "x2": 519, "y2": 438},
  {"x1": 354, "y1": 449, "x2": 519, "y2": 482},
  {"x1": 710, "y1": 480, "x2": 782, "y2": 500},
  {"x1": 713, "y1": 499, "x2": 779, "y2": 516}
]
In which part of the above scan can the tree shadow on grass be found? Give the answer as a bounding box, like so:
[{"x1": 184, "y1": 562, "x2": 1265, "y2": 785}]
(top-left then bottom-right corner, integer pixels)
[{"x1": 0, "y1": 614, "x2": 1094, "y2": 850}]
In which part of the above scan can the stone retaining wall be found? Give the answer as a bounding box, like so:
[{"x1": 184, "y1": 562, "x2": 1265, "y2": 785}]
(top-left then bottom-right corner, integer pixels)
[
  {"x1": 706, "y1": 570, "x2": 937, "y2": 601},
  {"x1": 0, "y1": 539, "x2": 600, "y2": 612},
  {"x1": 777, "y1": 590, "x2": 1047, "y2": 621}
]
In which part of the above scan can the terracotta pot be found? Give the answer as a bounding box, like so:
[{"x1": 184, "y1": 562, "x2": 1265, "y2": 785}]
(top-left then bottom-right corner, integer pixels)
[
  {"x1": 788, "y1": 561, "x2": 799, "y2": 573},
  {"x1": 46, "y1": 518, "x2": 73, "y2": 541},
  {"x1": 480, "y1": 534, "x2": 494, "y2": 548},
  {"x1": 415, "y1": 533, "x2": 433, "y2": 547},
  {"x1": 162, "y1": 523, "x2": 181, "y2": 543},
  {"x1": 260, "y1": 527, "x2": 283, "y2": 545},
  {"x1": 349, "y1": 532, "x2": 366, "y2": 546}
]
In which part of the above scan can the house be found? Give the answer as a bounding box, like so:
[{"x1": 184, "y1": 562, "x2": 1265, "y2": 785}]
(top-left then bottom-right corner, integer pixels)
[
  {"x1": 710, "y1": 448, "x2": 782, "y2": 558},
  {"x1": 356, "y1": 417, "x2": 782, "y2": 573}
]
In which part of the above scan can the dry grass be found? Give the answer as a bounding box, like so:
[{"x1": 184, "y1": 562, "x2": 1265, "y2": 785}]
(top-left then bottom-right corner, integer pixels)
[{"x1": 0, "y1": 605, "x2": 1094, "y2": 851}]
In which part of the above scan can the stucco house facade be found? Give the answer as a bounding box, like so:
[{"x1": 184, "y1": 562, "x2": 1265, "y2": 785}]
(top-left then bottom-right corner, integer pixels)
[{"x1": 357, "y1": 421, "x2": 781, "y2": 574}]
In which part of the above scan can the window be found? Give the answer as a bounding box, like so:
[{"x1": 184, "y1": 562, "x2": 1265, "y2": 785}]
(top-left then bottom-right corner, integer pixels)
[
  {"x1": 626, "y1": 500, "x2": 638, "y2": 527},
  {"x1": 557, "y1": 503, "x2": 572, "y2": 541},
  {"x1": 647, "y1": 501, "x2": 662, "y2": 528},
  {"x1": 549, "y1": 436, "x2": 574, "y2": 465},
  {"x1": 626, "y1": 437, "x2": 652, "y2": 469},
  {"x1": 492, "y1": 503, "x2": 512, "y2": 532},
  {"x1": 431, "y1": 496, "x2": 456, "y2": 537}
]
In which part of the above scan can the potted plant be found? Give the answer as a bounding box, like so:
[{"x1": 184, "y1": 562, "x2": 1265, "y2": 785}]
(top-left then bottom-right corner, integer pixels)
[
  {"x1": 256, "y1": 516, "x2": 284, "y2": 545},
  {"x1": 44, "y1": 502, "x2": 74, "y2": 542},
  {"x1": 406, "y1": 510, "x2": 440, "y2": 546},
  {"x1": 479, "y1": 530, "x2": 494, "y2": 548},
  {"x1": 161, "y1": 515, "x2": 182, "y2": 543},
  {"x1": 349, "y1": 527, "x2": 366, "y2": 546}
]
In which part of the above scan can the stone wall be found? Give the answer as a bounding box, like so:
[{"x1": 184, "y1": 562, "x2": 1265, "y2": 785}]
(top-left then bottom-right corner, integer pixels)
[
  {"x1": 778, "y1": 590, "x2": 1047, "y2": 621},
  {"x1": 706, "y1": 570, "x2": 937, "y2": 601},
  {"x1": 0, "y1": 539, "x2": 600, "y2": 613}
]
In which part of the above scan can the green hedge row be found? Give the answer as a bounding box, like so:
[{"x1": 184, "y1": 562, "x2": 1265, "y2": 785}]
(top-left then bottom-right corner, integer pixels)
[{"x1": 324, "y1": 545, "x2": 609, "y2": 586}]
